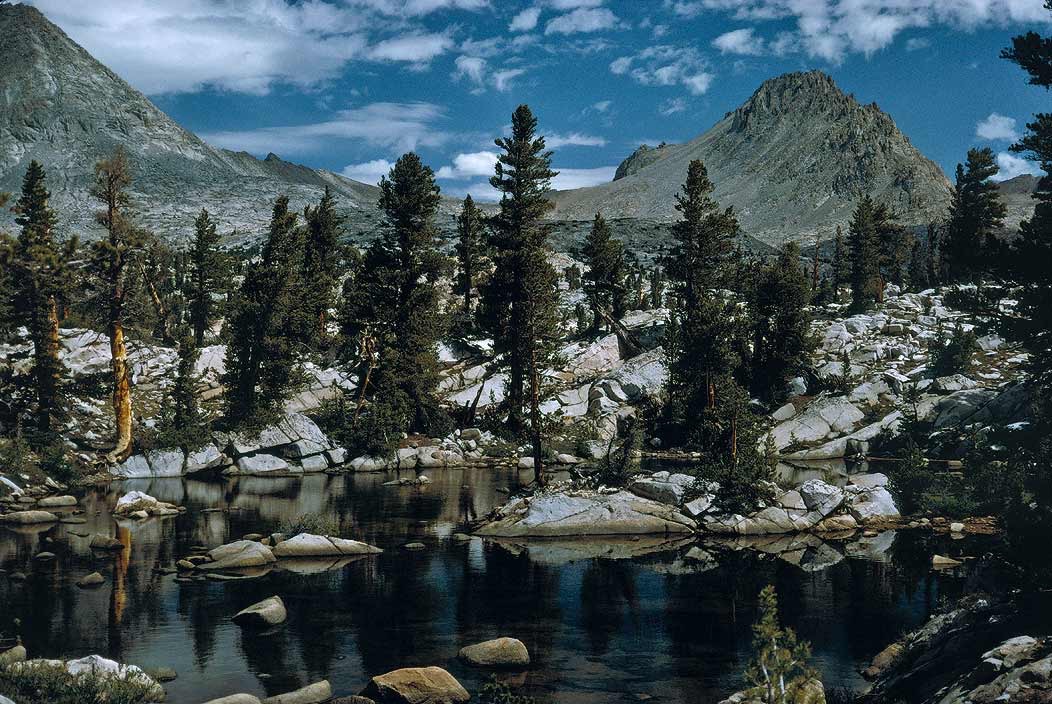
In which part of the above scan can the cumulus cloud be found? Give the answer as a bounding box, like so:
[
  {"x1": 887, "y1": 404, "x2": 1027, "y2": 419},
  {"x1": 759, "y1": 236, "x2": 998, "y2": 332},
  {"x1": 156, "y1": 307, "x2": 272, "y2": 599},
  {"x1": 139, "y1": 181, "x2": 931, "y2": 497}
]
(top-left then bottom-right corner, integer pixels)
[
  {"x1": 437, "y1": 151, "x2": 499, "y2": 179},
  {"x1": 610, "y1": 45, "x2": 713, "y2": 95},
  {"x1": 494, "y1": 68, "x2": 527, "y2": 91},
  {"x1": 712, "y1": 28, "x2": 763, "y2": 55},
  {"x1": 992, "y1": 152, "x2": 1042, "y2": 181},
  {"x1": 25, "y1": 0, "x2": 487, "y2": 94},
  {"x1": 545, "y1": 7, "x2": 619, "y2": 35},
  {"x1": 660, "y1": 97, "x2": 687, "y2": 115},
  {"x1": 547, "y1": 132, "x2": 607, "y2": 148},
  {"x1": 201, "y1": 102, "x2": 449, "y2": 155},
  {"x1": 341, "y1": 158, "x2": 396, "y2": 184},
  {"x1": 551, "y1": 166, "x2": 618, "y2": 190},
  {"x1": 510, "y1": 6, "x2": 542, "y2": 31},
  {"x1": 663, "y1": 0, "x2": 1052, "y2": 63},
  {"x1": 367, "y1": 32, "x2": 453, "y2": 62},
  {"x1": 977, "y1": 113, "x2": 1019, "y2": 142}
]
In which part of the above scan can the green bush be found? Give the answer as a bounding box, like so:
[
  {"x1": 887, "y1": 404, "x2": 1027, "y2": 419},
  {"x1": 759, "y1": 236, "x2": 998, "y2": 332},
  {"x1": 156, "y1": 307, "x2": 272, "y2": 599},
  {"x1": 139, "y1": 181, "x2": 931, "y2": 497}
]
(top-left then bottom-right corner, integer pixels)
[
  {"x1": 930, "y1": 324, "x2": 978, "y2": 377},
  {"x1": 279, "y1": 512, "x2": 345, "y2": 538},
  {"x1": 0, "y1": 662, "x2": 156, "y2": 704},
  {"x1": 477, "y1": 677, "x2": 536, "y2": 704},
  {"x1": 38, "y1": 442, "x2": 75, "y2": 484}
]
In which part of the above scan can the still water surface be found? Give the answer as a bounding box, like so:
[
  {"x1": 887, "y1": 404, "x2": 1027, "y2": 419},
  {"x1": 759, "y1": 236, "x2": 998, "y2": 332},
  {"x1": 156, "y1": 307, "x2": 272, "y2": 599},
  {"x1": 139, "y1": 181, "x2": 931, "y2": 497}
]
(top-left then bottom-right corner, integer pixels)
[{"x1": 0, "y1": 467, "x2": 989, "y2": 703}]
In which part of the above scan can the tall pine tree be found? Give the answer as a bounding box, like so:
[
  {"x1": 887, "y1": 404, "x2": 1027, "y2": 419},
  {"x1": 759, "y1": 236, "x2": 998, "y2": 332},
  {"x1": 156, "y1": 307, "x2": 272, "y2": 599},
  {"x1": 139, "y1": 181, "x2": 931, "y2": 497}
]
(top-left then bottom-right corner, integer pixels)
[
  {"x1": 301, "y1": 187, "x2": 343, "y2": 348},
  {"x1": 479, "y1": 105, "x2": 559, "y2": 483},
  {"x1": 185, "y1": 209, "x2": 228, "y2": 347},
  {"x1": 848, "y1": 195, "x2": 882, "y2": 309},
  {"x1": 943, "y1": 147, "x2": 1007, "y2": 281},
  {"x1": 9, "y1": 162, "x2": 74, "y2": 442},
  {"x1": 454, "y1": 194, "x2": 487, "y2": 319},
  {"x1": 222, "y1": 196, "x2": 305, "y2": 426},
  {"x1": 581, "y1": 211, "x2": 626, "y2": 332}
]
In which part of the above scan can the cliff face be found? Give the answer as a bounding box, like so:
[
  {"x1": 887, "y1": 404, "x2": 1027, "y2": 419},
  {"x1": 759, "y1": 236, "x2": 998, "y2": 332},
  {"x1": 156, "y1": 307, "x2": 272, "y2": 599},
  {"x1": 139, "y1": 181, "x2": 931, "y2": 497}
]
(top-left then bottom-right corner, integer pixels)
[
  {"x1": 550, "y1": 71, "x2": 954, "y2": 243},
  {"x1": 0, "y1": 3, "x2": 380, "y2": 244}
]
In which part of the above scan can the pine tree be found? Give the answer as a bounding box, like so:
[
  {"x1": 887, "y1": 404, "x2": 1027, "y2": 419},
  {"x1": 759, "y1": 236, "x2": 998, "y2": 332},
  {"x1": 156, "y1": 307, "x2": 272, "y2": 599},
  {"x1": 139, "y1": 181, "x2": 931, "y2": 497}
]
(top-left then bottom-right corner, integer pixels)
[
  {"x1": 909, "y1": 238, "x2": 929, "y2": 291},
  {"x1": 301, "y1": 187, "x2": 343, "y2": 347},
  {"x1": 479, "y1": 105, "x2": 559, "y2": 483},
  {"x1": 581, "y1": 211, "x2": 626, "y2": 332},
  {"x1": 943, "y1": 147, "x2": 1007, "y2": 281},
  {"x1": 848, "y1": 195, "x2": 882, "y2": 309},
  {"x1": 831, "y1": 224, "x2": 847, "y2": 292},
  {"x1": 155, "y1": 331, "x2": 209, "y2": 449},
  {"x1": 186, "y1": 209, "x2": 228, "y2": 348},
  {"x1": 663, "y1": 160, "x2": 750, "y2": 452},
  {"x1": 648, "y1": 266, "x2": 664, "y2": 309},
  {"x1": 89, "y1": 148, "x2": 144, "y2": 461},
  {"x1": 750, "y1": 242, "x2": 814, "y2": 403},
  {"x1": 454, "y1": 194, "x2": 487, "y2": 318},
  {"x1": 222, "y1": 196, "x2": 305, "y2": 425},
  {"x1": 8, "y1": 161, "x2": 74, "y2": 442},
  {"x1": 744, "y1": 586, "x2": 819, "y2": 704}
]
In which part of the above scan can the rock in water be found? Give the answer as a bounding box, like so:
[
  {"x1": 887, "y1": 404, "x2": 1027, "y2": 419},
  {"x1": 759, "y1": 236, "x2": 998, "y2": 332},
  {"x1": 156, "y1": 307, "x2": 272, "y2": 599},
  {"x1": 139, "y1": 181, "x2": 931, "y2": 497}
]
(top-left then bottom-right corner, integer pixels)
[
  {"x1": 360, "y1": 667, "x2": 470, "y2": 704},
  {"x1": 458, "y1": 637, "x2": 531, "y2": 668},
  {"x1": 233, "y1": 596, "x2": 287, "y2": 628},
  {"x1": 261, "y1": 680, "x2": 332, "y2": 704},
  {"x1": 475, "y1": 489, "x2": 696, "y2": 538},
  {"x1": 77, "y1": 572, "x2": 106, "y2": 588},
  {"x1": 202, "y1": 697, "x2": 263, "y2": 704},
  {"x1": 200, "y1": 541, "x2": 277, "y2": 571},
  {"x1": 272, "y1": 533, "x2": 382, "y2": 558},
  {"x1": 0, "y1": 510, "x2": 58, "y2": 524}
]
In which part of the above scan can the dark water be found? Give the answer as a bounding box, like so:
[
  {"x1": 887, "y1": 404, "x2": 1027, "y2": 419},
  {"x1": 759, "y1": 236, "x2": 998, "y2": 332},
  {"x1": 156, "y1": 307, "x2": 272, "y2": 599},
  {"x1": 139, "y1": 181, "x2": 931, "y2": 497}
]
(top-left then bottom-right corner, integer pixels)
[{"x1": 0, "y1": 468, "x2": 996, "y2": 703}]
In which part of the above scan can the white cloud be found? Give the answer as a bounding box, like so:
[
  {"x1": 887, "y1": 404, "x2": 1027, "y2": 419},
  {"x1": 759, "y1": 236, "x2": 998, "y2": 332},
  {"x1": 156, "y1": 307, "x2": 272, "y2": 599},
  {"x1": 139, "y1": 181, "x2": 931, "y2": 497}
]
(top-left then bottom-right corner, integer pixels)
[
  {"x1": 592, "y1": 100, "x2": 613, "y2": 113},
  {"x1": 905, "y1": 36, "x2": 931, "y2": 51},
  {"x1": 610, "y1": 45, "x2": 713, "y2": 95},
  {"x1": 550, "y1": 0, "x2": 606, "y2": 8},
  {"x1": 547, "y1": 132, "x2": 607, "y2": 148},
  {"x1": 367, "y1": 33, "x2": 453, "y2": 62},
  {"x1": 510, "y1": 6, "x2": 542, "y2": 31},
  {"x1": 977, "y1": 113, "x2": 1019, "y2": 141},
  {"x1": 201, "y1": 102, "x2": 448, "y2": 155},
  {"x1": 348, "y1": 0, "x2": 489, "y2": 16},
  {"x1": 437, "y1": 151, "x2": 500, "y2": 179},
  {"x1": 494, "y1": 68, "x2": 527, "y2": 91},
  {"x1": 664, "y1": 0, "x2": 1052, "y2": 64},
  {"x1": 713, "y1": 28, "x2": 764, "y2": 55},
  {"x1": 545, "y1": 7, "x2": 619, "y2": 34},
  {"x1": 552, "y1": 166, "x2": 617, "y2": 190},
  {"x1": 454, "y1": 55, "x2": 487, "y2": 89},
  {"x1": 660, "y1": 97, "x2": 687, "y2": 115},
  {"x1": 992, "y1": 152, "x2": 1042, "y2": 181},
  {"x1": 341, "y1": 158, "x2": 396, "y2": 184}
]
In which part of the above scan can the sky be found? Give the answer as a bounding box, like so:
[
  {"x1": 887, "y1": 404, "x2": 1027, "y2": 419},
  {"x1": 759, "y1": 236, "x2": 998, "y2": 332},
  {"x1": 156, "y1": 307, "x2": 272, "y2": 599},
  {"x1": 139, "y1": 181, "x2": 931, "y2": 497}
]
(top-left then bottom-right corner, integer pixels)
[{"x1": 25, "y1": 0, "x2": 1052, "y2": 200}]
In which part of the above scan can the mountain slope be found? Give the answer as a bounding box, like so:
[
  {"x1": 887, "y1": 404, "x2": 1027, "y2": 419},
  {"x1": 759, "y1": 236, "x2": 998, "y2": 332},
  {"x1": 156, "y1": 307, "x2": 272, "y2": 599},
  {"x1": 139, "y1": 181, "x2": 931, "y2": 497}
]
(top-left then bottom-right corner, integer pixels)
[
  {"x1": 549, "y1": 71, "x2": 953, "y2": 243},
  {"x1": 0, "y1": 3, "x2": 381, "y2": 243}
]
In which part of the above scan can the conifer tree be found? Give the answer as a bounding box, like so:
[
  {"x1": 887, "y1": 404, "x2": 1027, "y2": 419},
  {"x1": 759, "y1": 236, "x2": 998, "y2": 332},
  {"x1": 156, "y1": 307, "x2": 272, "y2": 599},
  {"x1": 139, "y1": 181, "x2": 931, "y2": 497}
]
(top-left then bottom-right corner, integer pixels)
[
  {"x1": 89, "y1": 148, "x2": 144, "y2": 461},
  {"x1": 750, "y1": 242, "x2": 814, "y2": 403},
  {"x1": 848, "y1": 195, "x2": 882, "y2": 309},
  {"x1": 581, "y1": 211, "x2": 626, "y2": 332},
  {"x1": 222, "y1": 196, "x2": 305, "y2": 425},
  {"x1": 479, "y1": 105, "x2": 559, "y2": 483},
  {"x1": 831, "y1": 224, "x2": 847, "y2": 292},
  {"x1": 943, "y1": 147, "x2": 1007, "y2": 281},
  {"x1": 663, "y1": 160, "x2": 748, "y2": 450},
  {"x1": 302, "y1": 187, "x2": 343, "y2": 347},
  {"x1": 648, "y1": 266, "x2": 664, "y2": 309},
  {"x1": 909, "y1": 238, "x2": 929, "y2": 291},
  {"x1": 8, "y1": 161, "x2": 74, "y2": 442},
  {"x1": 186, "y1": 209, "x2": 228, "y2": 347},
  {"x1": 454, "y1": 194, "x2": 487, "y2": 317},
  {"x1": 744, "y1": 586, "x2": 818, "y2": 704}
]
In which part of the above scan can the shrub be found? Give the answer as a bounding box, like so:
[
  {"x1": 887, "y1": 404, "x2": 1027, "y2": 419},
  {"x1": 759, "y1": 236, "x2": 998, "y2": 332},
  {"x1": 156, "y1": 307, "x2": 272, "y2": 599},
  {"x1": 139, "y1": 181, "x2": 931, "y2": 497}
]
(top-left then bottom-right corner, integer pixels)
[
  {"x1": 930, "y1": 324, "x2": 978, "y2": 377},
  {"x1": 744, "y1": 585, "x2": 819, "y2": 704},
  {"x1": 38, "y1": 442, "x2": 75, "y2": 484},
  {"x1": 0, "y1": 663, "x2": 156, "y2": 704},
  {"x1": 477, "y1": 677, "x2": 536, "y2": 704},
  {"x1": 279, "y1": 512, "x2": 344, "y2": 538},
  {"x1": 593, "y1": 414, "x2": 643, "y2": 488}
]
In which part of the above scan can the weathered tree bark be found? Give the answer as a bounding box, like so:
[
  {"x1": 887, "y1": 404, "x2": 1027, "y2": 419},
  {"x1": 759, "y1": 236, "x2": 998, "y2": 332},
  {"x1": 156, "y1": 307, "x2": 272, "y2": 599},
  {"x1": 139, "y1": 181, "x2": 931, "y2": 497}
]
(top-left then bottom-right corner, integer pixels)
[
  {"x1": 32, "y1": 295, "x2": 62, "y2": 436},
  {"x1": 107, "y1": 320, "x2": 133, "y2": 462},
  {"x1": 529, "y1": 345, "x2": 544, "y2": 487},
  {"x1": 596, "y1": 306, "x2": 643, "y2": 358}
]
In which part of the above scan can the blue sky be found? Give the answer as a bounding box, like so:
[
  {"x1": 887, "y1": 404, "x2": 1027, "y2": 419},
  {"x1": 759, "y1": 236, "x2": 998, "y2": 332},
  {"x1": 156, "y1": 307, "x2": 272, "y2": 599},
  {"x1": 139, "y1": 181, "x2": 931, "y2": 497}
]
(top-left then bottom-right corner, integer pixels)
[{"x1": 28, "y1": 0, "x2": 1052, "y2": 199}]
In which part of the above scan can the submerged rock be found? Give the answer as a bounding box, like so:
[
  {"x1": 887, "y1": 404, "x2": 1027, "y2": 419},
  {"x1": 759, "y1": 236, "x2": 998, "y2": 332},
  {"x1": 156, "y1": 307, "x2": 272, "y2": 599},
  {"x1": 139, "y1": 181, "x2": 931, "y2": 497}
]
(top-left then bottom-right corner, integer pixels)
[
  {"x1": 233, "y1": 596, "x2": 287, "y2": 628},
  {"x1": 458, "y1": 637, "x2": 531, "y2": 668},
  {"x1": 475, "y1": 489, "x2": 696, "y2": 537},
  {"x1": 360, "y1": 666, "x2": 470, "y2": 704}
]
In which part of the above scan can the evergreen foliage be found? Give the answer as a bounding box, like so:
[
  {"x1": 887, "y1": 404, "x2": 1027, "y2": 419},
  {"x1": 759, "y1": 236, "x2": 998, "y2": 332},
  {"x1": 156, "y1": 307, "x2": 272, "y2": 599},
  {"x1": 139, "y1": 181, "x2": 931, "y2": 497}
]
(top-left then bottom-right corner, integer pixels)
[
  {"x1": 185, "y1": 209, "x2": 229, "y2": 347},
  {"x1": 744, "y1": 586, "x2": 819, "y2": 704},
  {"x1": 454, "y1": 194, "x2": 488, "y2": 319},
  {"x1": 930, "y1": 324, "x2": 978, "y2": 377},
  {"x1": 301, "y1": 187, "x2": 344, "y2": 348},
  {"x1": 848, "y1": 195, "x2": 904, "y2": 309},
  {"x1": 478, "y1": 105, "x2": 560, "y2": 482},
  {"x1": 943, "y1": 147, "x2": 1007, "y2": 281},
  {"x1": 831, "y1": 224, "x2": 848, "y2": 292},
  {"x1": 581, "y1": 211, "x2": 626, "y2": 332},
  {"x1": 749, "y1": 242, "x2": 815, "y2": 403},
  {"x1": 222, "y1": 196, "x2": 305, "y2": 426}
]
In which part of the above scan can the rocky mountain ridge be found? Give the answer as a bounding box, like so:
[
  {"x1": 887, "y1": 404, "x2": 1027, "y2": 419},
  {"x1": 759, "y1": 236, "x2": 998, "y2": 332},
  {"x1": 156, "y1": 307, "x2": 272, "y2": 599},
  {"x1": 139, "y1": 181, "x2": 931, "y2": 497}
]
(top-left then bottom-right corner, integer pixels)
[{"x1": 550, "y1": 71, "x2": 954, "y2": 243}]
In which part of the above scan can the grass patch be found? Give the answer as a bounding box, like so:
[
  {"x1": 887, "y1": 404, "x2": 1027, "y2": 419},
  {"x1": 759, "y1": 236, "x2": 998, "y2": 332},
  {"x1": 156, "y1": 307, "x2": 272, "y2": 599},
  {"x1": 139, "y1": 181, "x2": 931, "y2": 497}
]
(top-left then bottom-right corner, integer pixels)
[{"x1": 0, "y1": 662, "x2": 157, "y2": 704}]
